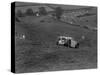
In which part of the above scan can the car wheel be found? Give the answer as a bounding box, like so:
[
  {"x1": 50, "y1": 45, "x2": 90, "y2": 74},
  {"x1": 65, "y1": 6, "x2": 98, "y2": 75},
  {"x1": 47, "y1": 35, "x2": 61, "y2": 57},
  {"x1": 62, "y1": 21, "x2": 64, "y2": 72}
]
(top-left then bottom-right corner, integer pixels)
[{"x1": 75, "y1": 43, "x2": 79, "y2": 48}]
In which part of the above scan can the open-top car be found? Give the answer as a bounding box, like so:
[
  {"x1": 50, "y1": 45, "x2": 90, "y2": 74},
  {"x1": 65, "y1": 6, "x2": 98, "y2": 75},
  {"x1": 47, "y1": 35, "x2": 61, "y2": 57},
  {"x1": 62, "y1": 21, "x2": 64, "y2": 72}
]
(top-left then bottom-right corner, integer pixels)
[{"x1": 56, "y1": 36, "x2": 79, "y2": 48}]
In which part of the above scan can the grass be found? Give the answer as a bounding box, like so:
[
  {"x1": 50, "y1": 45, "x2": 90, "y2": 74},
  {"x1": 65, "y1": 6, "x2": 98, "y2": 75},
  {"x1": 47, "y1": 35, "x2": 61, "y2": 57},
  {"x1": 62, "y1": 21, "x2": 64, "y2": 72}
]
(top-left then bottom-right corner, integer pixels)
[{"x1": 15, "y1": 10, "x2": 97, "y2": 73}]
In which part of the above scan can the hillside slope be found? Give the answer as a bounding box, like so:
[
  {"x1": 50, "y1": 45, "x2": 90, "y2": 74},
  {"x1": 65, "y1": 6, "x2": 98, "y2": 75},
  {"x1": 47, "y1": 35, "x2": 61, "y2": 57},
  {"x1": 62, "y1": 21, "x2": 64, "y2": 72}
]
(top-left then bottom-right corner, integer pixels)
[{"x1": 15, "y1": 15, "x2": 97, "y2": 73}]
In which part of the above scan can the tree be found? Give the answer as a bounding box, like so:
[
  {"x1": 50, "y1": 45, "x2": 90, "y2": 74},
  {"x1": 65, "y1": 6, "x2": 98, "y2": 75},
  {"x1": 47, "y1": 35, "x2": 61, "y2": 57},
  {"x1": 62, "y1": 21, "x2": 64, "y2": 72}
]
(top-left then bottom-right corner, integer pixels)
[
  {"x1": 16, "y1": 10, "x2": 24, "y2": 17},
  {"x1": 25, "y1": 8, "x2": 34, "y2": 16},
  {"x1": 55, "y1": 7, "x2": 63, "y2": 19},
  {"x1": 38, "y1": 7, "x2": 47, "y2": 15}
]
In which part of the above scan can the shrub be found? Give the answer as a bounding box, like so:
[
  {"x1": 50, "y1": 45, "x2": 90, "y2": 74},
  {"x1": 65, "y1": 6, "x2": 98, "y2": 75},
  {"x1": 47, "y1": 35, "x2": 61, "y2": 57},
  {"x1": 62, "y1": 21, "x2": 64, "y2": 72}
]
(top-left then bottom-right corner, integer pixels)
[
  {"x1": 55, "y1": 7, "x2": 63, "y2": 19},
  {"x1": 38, "y1": 7, "x2": 47, "y2": 15},
  {"x1": 16, "y1": 10, "x2": 25, "y2": 17},
  {"x1": 25, "y1": 8, "x2": 34, "y2": 16}
]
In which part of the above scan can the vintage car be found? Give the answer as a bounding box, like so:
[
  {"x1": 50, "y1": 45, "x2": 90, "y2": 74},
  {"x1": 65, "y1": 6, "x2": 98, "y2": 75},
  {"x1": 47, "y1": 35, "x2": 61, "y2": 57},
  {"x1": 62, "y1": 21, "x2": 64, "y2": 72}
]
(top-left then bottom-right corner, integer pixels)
[{"x1": 56, "y1": 36, "x2": 79, "y2": 48}]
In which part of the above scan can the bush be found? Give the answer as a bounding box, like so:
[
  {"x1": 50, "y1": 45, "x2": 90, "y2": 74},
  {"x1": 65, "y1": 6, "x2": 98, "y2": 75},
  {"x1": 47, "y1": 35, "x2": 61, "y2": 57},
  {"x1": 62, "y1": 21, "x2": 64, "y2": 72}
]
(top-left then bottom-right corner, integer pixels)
[
  {"x1": 38, "y1": 7, "x2": 47, "y2": 15},
  {"x1": 16, "y1": 10, "x2": 25, "y2": 17},
  {"x1": 25, "y1": 8, "x2": 34, "y2": 16},
  {"x1": 55, "y1": 7, "x2": 63, "y2": 19}
]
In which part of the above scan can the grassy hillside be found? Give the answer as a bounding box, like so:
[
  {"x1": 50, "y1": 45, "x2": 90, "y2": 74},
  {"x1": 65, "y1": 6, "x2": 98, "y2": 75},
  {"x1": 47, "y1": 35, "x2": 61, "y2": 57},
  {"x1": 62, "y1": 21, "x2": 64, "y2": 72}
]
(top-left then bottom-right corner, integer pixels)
[
  {"x1": 15, "y1": 15, "x2": 97, "y2": 73},
  {"x1": 15, "y1": 3, "x2": 97, "y2": 73}
]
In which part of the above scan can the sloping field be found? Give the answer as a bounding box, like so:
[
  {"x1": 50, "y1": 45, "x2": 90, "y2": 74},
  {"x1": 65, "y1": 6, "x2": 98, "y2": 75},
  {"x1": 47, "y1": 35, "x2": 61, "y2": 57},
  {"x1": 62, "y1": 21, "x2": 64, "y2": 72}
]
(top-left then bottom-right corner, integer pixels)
[
  {"x1": 15, "y1": 15, "x2": 97, "y2": 73},
  {"x1": 79, "y1": 15, "x2": 97, "y2": 27}
]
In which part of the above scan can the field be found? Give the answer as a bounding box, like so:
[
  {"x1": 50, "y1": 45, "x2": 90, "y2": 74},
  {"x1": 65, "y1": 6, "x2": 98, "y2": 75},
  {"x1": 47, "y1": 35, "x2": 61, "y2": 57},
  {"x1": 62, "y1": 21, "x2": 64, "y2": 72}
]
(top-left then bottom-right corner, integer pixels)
[{"x1": 14, "y1": 2, "x2": 97, "y2": 73}]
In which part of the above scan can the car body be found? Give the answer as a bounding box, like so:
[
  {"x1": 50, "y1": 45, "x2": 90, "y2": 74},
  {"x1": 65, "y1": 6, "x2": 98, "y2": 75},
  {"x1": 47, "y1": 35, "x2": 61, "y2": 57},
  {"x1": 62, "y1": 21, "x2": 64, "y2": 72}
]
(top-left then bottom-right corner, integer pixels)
[{"x1": 56, "y1": 36, "x2": 79, "y2": 48}]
